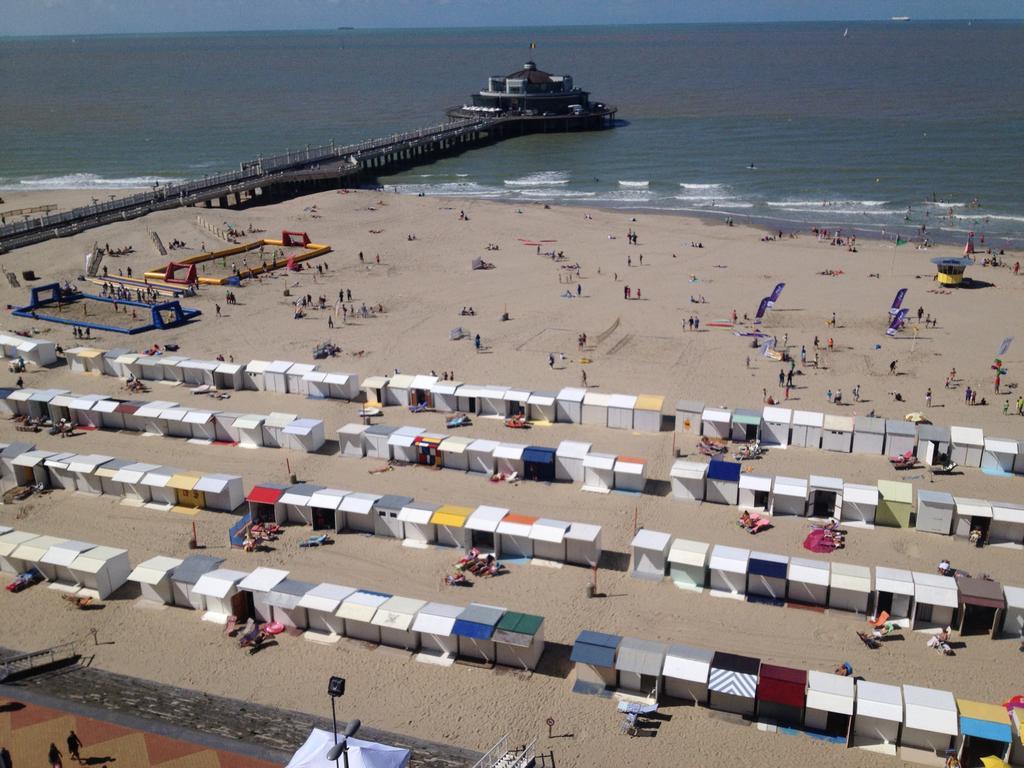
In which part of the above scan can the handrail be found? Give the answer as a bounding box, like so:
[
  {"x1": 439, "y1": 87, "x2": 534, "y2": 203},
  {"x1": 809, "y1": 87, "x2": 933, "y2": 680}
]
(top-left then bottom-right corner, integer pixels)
[{"x1": 471, "y1": 734, "x2": 510, "y2": 768}]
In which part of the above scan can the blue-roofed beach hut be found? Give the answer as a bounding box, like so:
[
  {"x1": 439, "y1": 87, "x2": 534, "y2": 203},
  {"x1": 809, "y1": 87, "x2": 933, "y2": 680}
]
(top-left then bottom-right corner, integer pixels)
[{"x1": 571, "y1": 630, "x2": 622, "y2": 691}]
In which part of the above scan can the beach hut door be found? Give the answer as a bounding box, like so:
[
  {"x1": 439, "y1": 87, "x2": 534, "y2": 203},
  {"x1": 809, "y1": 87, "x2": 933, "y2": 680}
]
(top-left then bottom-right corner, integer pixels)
[
  {"x1": 176, "y1": 488, "x2": 205, "y2": 509},
  {"x1": 811, "y1": 491, "x2": 836, "y2": 518},
  {"x1": 230, "y1": 591, "x2": 250, "y2": 621},
  {"x1": 311, "y1": 507, "x2": 335, "y2": 531},
  {"x1": 471, "y1": 530, "x2": 495, "y2": 552}
]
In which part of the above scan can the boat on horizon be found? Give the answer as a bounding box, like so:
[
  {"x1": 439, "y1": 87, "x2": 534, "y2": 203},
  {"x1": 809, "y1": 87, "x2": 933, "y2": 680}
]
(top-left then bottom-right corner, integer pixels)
[{"x1": 891, "y1": 16, "x2": 910, "y2": 21}]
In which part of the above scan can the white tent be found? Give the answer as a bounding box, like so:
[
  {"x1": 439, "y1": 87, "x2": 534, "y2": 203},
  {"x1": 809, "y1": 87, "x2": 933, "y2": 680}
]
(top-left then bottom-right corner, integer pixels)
[
  {"x1": 910, "y1": 571, "x2": 958, "y2": 629},
  {"x1": 633, "y1": 395, "x2": 664, "y2": 433},
  {"x1": 852, "y1": 680, "x2": 903, "y2": 752},
  {"x1": 804, "y1": 670, "x2": 854, "y2": 736},
  {"x1": 852, "y1": 416, "x2": 886, "y2": 454},
  {"x1": 807, "y1": 475, "x2": 843, "y2": 519},
  {"x1": 841, "y1": 484, "x2": 878, "y2": 527},
  {"x1": 412, "y1": 602, "x2": 464, "y2": 657},
  {"x1": 829, "y1": 562, "x2": 872, "y2": 614},
  {"x1": 630, "y1": 529, "x2": 671, "y2": 580},
  {"x1": 67, "y1": 545, "x2": 130, "y2": 600},
  {"x1": 338, "y1": 591, "x2": 392, "y2": 643},
  {"x1": 607, "y1": 394, "x2": 637, "y2": 430},
  {"x1": 662, "y1": 645, "x2": 713, "y2": 704},
  {"x1": 285, "y1": 728, "x2": 410, "y2": 768},
  {"x1": 884, "y1": 419, "x2": 917, "y2": 456},
  {"x1": 950, "y1": 425, "x2": 984, "y2": 467},
  {"x1": 372, "y1": 595, "x2": 427, "y2": 650},
  {"x1": 493, "y1": 442, "x2": 527, "y2": 477},
  {"x1": 438, "y1": 435, "x2": 473, "y2": 471},
  {"x1": 429, "y1": 380, "x2": 462, "y2": 413},
  {"x1": 233, "y1": 414, "x2": 265, "y2": 448},
  {"x1": 982, "y1": 437, "x2": 1019, "y2": 473},
  {"x1": 874, "y1": 566, "x2": 915, "y2": 620},
  {"x1": 527, "y1": 391, "x2": 557, "y2": 423},
  {"x1": 466, "y1": 439, "x2": 498, "y2": 475},
  {"x1": 388, "y1": 426, "x2": 425, "y2": 463},
  {"x1": 581, "y1": 391, "x2": 611, "y2": 426},
  {"x1": 670, "y1": 459, "x2": 707, "y2": 502},
  {"x1": 397, "y1": 502, "x2": 439, "y2": 546},
  {"x1": 555, "y1": 440, "x2": 591, "y2": 483},
  {"x1": 556, "y1": 387, "x2": 586, "y2": 423},
  {"x1": 738, "y1": 474, "x2": 771, "y2": 513},
  {"x1": 668, "y1": 538, "x2": 709, "y2": 591},
  {"x1": 900, "y1": 685, "x2": 958, "y2": 762},
  {"x1": 915, "y1": 490, "x2": 956, "y2": 535},
  {"x1": 214, "y1": 361, "x2": 244, "y2": 390},
  {"x1": 530, "y1": 518, "x2": 570, "y2": 562},
  {"x1": 701, "y1": 407, "x2": 732, "y2": 439},
  {"x1": 282, "y1": 418, "x2": 326, "y2": 452},
  {"x1": 746, "y1": 551, "x2": 789, "y2": 602},
  {"x1": 194, "y1": 568, "x2": 250, "y2": 623},
  {"x1": 298, "y1": 583, "x2": 356, "y2": 642},
  {"x1": 708, "y1": 544, "x2": 750, "y2": 598},
  {"x1": 129, "y1": 556, "x2": 184, "y2": 605},
  {"x1": 989, "y1": 502, "x2": 1024, "y2": 547},
  {"x1": 564, "y1": 522, "x2": 602, "y2": 567},
  {"x1": 790, "y1": 410, "x2": 824, "y2": 448},
  {"x1": 760, "y1": 406, "x2": 792, "y2": 448},
  {"x1": 262, "y1": 411, "x2": 298, "y2": 448},
  {"x1": 339, "y1": 492, "x2": 382, "y2": 534},
  {"x1": 581, "y1": 452, "x2": 616, "y2": 493},
  {"x1": 613, "y1": 457, "x2": 646, "y2": 493},
  {"x1": 675, "y1": 399, "x2": 704, "y2": 435},
  {"x1": 821, "y1": 414, "x2": 854, "y2": 452},
  {"x1": 337, "y1": 424, "x2": 369, "y2": 457},
  {"x1": 787, "y1": 557, "x2": 830, "y2": 606},
  {"x1": 769, "y1": 476, "x2": 808, "y2": 517}
]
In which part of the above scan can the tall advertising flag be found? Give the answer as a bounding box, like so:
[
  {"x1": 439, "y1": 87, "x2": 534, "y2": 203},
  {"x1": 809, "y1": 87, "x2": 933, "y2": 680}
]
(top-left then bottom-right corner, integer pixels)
[
  {"x1": 767, "y1": 282, "x2": 785, "y2": 307},
  {"x1": 754, "y1": 296, "x2": 770, "y2": 321},
  {"x1": 889, "y1": 288, "x2": 908, "y2": 315},
  {"x1": 886, "y1": 308, "x2": 908, "y2": 336}
]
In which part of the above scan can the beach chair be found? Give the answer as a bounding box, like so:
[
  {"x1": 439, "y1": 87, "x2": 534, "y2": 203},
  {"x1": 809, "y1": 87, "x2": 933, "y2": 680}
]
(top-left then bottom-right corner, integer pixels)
[
  {"x1": 888, "y1": 450, "x2": 916, "y2": 469},
  {"x1": 870, "y1": 611, "x2": 890, "y2": 628},
  {"x1": 856, "y1": 631, "x2": 881, "y2": 649},
  {"x1": 299, "y1": 534, "x2": 330, "y2": 548}
]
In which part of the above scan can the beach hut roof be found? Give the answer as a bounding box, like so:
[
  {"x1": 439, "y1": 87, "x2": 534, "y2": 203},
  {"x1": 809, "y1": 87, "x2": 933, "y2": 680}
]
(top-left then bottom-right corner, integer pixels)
[
  {"x1": 773, "y1": 476, "x2": 808, "y2": 498},
  {"x1": 503, "y1": 387, "x2": 531, "y2": 402},
  {"x1": 732, "y1": 408, "x2": 762, "y2": 426},
  {"x1": 409, "y1": 374, "x2": 437, "y2": 390},
  {"x1": 1003, "y1": 585, "x2": 1024, "y2": 611},
  {"x1": 762, "y1": 406, "x2": 792, "y2": 423},
  {"x1": 830, "y1": 562, "x2": 871, "y2": 592},
  {"x1": 528, "y1": 391, "x2": 557, "y2": 406},
  {"x1": 430, "y1": 380, "x2": 462, "y2": 395},
  {"x1": 129, "y1": 556, "x2": 184, "y2": 585},
  {"x1": 950, "y1": 425, "x2": 984, "y2": 445},
  {"x1": 957, "y1": 699, "x2": 1013, "y2": 744},
  {"x1": 364, "y1": 424, "x2": 397, "y2": 437},
  {"x1": 0, "y1": 442, "x2": 34, "y2": 459},
  {"x1": 430, "y1": 505, "x2": 472, "y2": 527},
  {"x1": 823, "y1": 414, "x2": 854, "y2": 432},
  {"x1": 564, "y1": 522, "x2": 601, "y2": 543},
  {"x1": 709, "y1": 544, "x2": 750, "y2": 573},
  {"x1": 953, "y1": 497, "x2": 992, "y2": 518},
  {"x1": 855, "y1": 416, "x2": 885, "y2": 434},
  {"x1": 40, "y1": 540, "x2": 96, "y2": 568},
  {"x1": 141, "y1": 467, "x2": 182, "y2": 488},
  {"x1": 788, "y1": 557, "x2": 830, "y2": 585},
  {"x1": 885, "y1": 419, "x2": 916, "y2": 436},
  {"x1": 917, "y1": 423, "x2": 950, "y2": 442},
  {"x1": 388, "y1": 427, "x2": 425, "y2": 447},
  {"x1": 917, "y1": 489, "x2": 954, "y2": 506},
  {"x1": 496, "y1": 514, "x2": 537, "y2": 537},
  {"x1": 570, "y1": 630, "x2": 621, "y2": 667},
  {"x1": 875, "y1": 566, "x2": 914, "y2": 596},
  {"x1": 297, "y1": 583, "x2": 357, "y2": 613},
  {"x1": 709, "y1": 652, "x2": 760, "y2": 698},
  {"x1": 630, "y1": 529, "x2": 671, "y2": 553},
  {"x1": 11, "y1": 535, "x2": 67, "y2": 562},
  {"x1": 339, "y1": 492, "x2": 381, "y2": 514},
  {"x1": 167, "y1": 472, "x2": 202, "y2": 492},
  {"x1": 582, "y1": 452, "x2": 616, "y2": 470},
  {"x1": 411, "y1": 602, "x2": 464, "y2": 636},
  {"x1": 758, "y1": 664, "x2": 808, "y2": 708},
  {"x1": 856, "y1": 681, "x2": 903, "y2": 723},
  {"x1": 303, "y1": 488, "x2": 346, "y2": 509},
  {"x1": 467, "y1": 438, "x2": 499, "y2": 453},
  {"x1": 375, "y1": 495, "x2": 414, "y2": 513},
  {"x1": 11, "y1": 450, "x2": 58, "y2": 468},
  {"x1": 662, "y1": 644, "x2": 714, "y2": 682},
  {"x1": 556, "y1": 440, "x2": 591, "y2": 459},
  {"x1": 530, "y1": 518, "x2": 569, "y2": 543},
  {"x1": 263, "y1": 411, "x2": 297, "y2": 428},
  {"x1": 748, "y1": 551, "x2": 788, "y2": 578},
  {"x1": 738, "y1": 474, "x2": 771, "y2": 491},
  {"x1": 877, "y1": 480, "x2": 913, "y2": 503},
  {"x1": 791, "y1": 410, "x2": 824, "y2": 427},
  {"x1": 284, "y1": 418, "x2": 322, "y2": 436},
  {"x1": 557, "y1": 387, "x2": 587, "y2": 403},
  {"x1": 670, "y1": 459, "x2": 708, "y2": 480},
  {"x1": 615, "y1": 637, "x2": 668, "y2": 676},
  {"x1": 911, "y1": 572, "x2": 958, "y2": 608},
  {"x1": 336, "y1": 590, "x2": 392, "y2": 622},
  {"x1": 245, "y1": 483, "x2": 288, "y2": 505},
  {"x1": 494, "y1": 612, "x2": 544, "y2": 646},
  {"x1": 183, "y1": 409, "x2": 217, "y2": 424},
  {"x1": 843, "y1": 484, "x2": 878, "y2": 505},
  {"x1": 582, "y1": 392, "x2": 612, "y2": 407},
  {"x1": 707, "y1": 459, "x2": 740, "y2": 482},
  {"x1": 43, "y1": 452, "x2": 77, "y2": 470},
  {"x1": 263, "y1": 579, "x2": 315, "y2": 610},
  {"x1": 493, "y1": 443, "x2": 527, "y2": 460},
  {"x1": 214, "y1": 362, "x2": 244, "y2": 374},
  {"x1": 361, "y1": 375, "x2": 390, "y2": 390},
  {"x1": 170, "y1": 555, "x2": 224, "y2": 585},
  {"x1": 396, "y1": 502, "x2": 440, "y2": 525},
  {"x1": 902, "y1": 685, "x2": 958, "y2": 735},
  {"x1": 668, "y1": 538, "x2": 709, "y2": 567},
  {"x1": 67, "y1": 454, "x2": 113, "y2": 473},
  {"x1": 238, "y1": 567, "x2": 289, "y2": 593},
  {"x1": 452, "y1": 603, "x2": 506, "y2": 638},
  {"x1": 806, "y1": 670, "x2": 854, "y2": 715},
  {"x1": 992, "y1": 502, "x2": 1024, "y2": 524},
  {"x1": 614, "y1": 456, "x2": 645, "y2": 475},
  {"x1": 957, "y1": 577, "x2": 1005, "y2": 609},
  {"x1": 70, "y1": 547, "x2": 126, "y2": 574},
  {"x1": 702, "y1": 407, "x2": 731, "y2": 423},
  {"x1": 809, "y1": 475, "x2": 843, "y2": 493},
  {"x1": 634, "y1": 394, "x2": 664, "y2": 411},
  {"x1": 277, "y1": 483, "x2": 325, "y2": 505},
  {"x1": 90, "y1": 399, "x2": 122, "y2": 414},
  {"x1": 0, "y1": 532, "x2": 39, "y2": 557},
  {"x1": 232, "y1": 414, "x2": 264, "y2": 430},
  {"x1": 523, "y1": 446, "x2": 556, "y2": 464},
  {"x1": 372, "y1": 596, "x2": 427, "y2": 631},
  {"x1": 984, "y1": 436, "x2": 1019, "y2": 454},
  {"x1": 193, "y1": 568, "x2": 250, "y2": 598},
  {"x1": 676, "y1": 399, "x2": 704, "y2": 412}
]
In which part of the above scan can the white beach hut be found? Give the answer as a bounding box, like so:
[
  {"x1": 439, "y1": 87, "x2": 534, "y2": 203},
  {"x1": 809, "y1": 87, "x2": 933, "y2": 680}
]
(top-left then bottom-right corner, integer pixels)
[
  {"x1": 39, "y1": 540, "x2": 96, "y2": 590},
  {"x1": 808, "y1": 475, "x2": 843, "y2": 519},
  {"x1": 731, "y1": 408, "x2": 762, "y2": 442},
  {"x1": 675, "y1": 400, "x2": 704, "y2": 435},
  {"x1": 493, "y1": 612, "x2": 545, "y2": 671},
  {"x1": 910, "y1": 571, "x2": 958, "y2": 629},
  {"x1": 804, "y1": 671, "x2": 854, "y2": 738},
  {"x1": 111, "y1": 462, "x2": 160, "y2": 504},
  {"x1": 134, "y1": 400, "x2": 176, "y2": 434},
  {"x1": 841, "y1": 484, "x2": 878, "y2": 527},
  {"x1": 261, "y1": 411, "x2": 297, "y2": 449},
  {"x1": 452, "y1": 603, "x2": 506, "y2": 663},
  {"x1": 953, "y1": 497, "x2": 992, "y2": 539},
  {"x1": 982, "y1": 437, "x2": 1019, "y2": 473},
  {"x1": 67, "y1": 546, "x2": 130, "y2": 600},
  {"x1": 382, "y1": 373, "x2": 414, "y2": 406},
  {"x1": 1001, "y1": 585, "x2": 1024, "y2": 639},
  {"x1": 530, "y1": 518, "x2": 570, "y2": 562},
  {"x1": 337, "y1": 423, "x2": 369, "y2": 457},
  {"x1": 305, "y1": 371, "x2": 357, "y2": 400},
  {"x1": 915, "y1": 490, "x2": 956, "y2": 535},
  {"x1": 787, "y1": 557, "x2": 830, "y2": 606},
  {"x1": 210, "y1": 411, "x2": 241, "y2": 443},
  {"x1": 408, "y1": 374, "x2": 438, "y2": 407},
  {"x1": 0, "y1": 531, "x2": 39, "y2": 574},
  {"x1": 233, "y1": 414, "x2": 265, "y2": 448},
  {"x1": 159, "y1": 406, "x2": 191, "y2": 438},
  {"x1": 950, "y1": 425, "x2": 985, "y2": 467},
  {"x1": 738, "y1": 474, "x2": 771, "y2": 513},
  {"x1": 705, "y1": 459, "x2": 740, "y2": 505},
  {"x1": 668, "y1": 538, "x2": 709, "y2": 591},
  {"x1": 555, "y1": 440, "x2": 591, "y2": 483},
  {"x1": 900, "y1": 685, "x2": 958, "y2": 763},
  {"x1": 8, "y1": 535, "x2": 67, "y2": 578},
  {"x1": 615, "y1": 638, "x2": 668, "y2": 700},
  {"x1": 988, "y1": 502, "x2": 1024, "y2": 547},
  {"x1": 477, "y1": 385, "x2": 509, "y2": 418},
  {"x1": 438, "y1": 435, "x2": 473, "y2": 471},
  {"x1": 708, "y1": 544, "x2": 750, "y2": 598},
  {"x1": 128, "y1": 556, "x2": 184, "y2": 605},
  {"x1": 298, "y1": 583, "x2": 355, "y2": 642},
  {"x1": 44, "y1": 452, "x2": 78, "y2": 490},
  {"x1": 701, "y1": 407, "x2": 732, "y2": 439},
  {"x1": 581, "y1": 452, "x2": 616, "y2": 493},
  {"x1": 213, "y1": 361, "x2": 244, "y2": 391},
  {"x1": 193, "y1": 568, "x2": 250, "y2": 623},
  {"x1": 632, "y1": 394, "x2": 664, "y2": 433},
  {"x1": 282, "y1": 418, "x2": 326, "y2": 452},
  {"x1": 411, "y1": 602, "x2": 463, "y2": 658},
  {"x1": 372, "y1": 494, "x2": 413, "y2": 538},
  {"x1": 275, "y1": 484, "x2": 322, "y2": 526},
  {"x1": 236, "y1": 567, "x2": 290, "y2": 623},
  {"x1": 430, "y1": 380, "x2": 462, "y2": 412},
  {"x1": 829, "y1": 563, "x2": 872, "y2": 614},
  {"x1": 884, "y1": 419, "x2": 917, "y2": 456},
  {"x1": 821, "y1": 414, "x2": 854, "y2": 452},
  {"x1": 607, "y1": 394, "x2": 636, "y2": 430},
  {"x1": 68, "y1": 454, "x2": 113, "y2": 494},
  {"x1": 156, "y1": 355, "x2": 189, "y2": 383},
  {"x1": 564, "y1": 522, "x2": 602, "y2": 567},
  {"x1": 360, "y1": 375, "x2": 390, "y2": 407},
  {"x1": 389, "y1": 426, "x2": 425, "y2": 463},
  {"x1": 398, "y1": 502, "x2": 440, "y2": 546},
  {"x1": 556, "y1": 387, "x2": 586, "y2": 424},
  {"x1": 339, "y1": 492, "x2": 382, "y2": 534},
  {"x1": 8, "y1": 449, "x2": 55, "y2": 488},
  {"x1": 760, "y1": 406, "x2": 792, "y2": 448},
  {"x1": 453, "y1": 383, "x2": 485, "y2": 414},
  {"x1": 581, "y1": 391, "x2": 611, "y2": 426},
  {"x1": 874, "y1": 566, "x2": 915, "y2": 621},
  {"x1": 141, "y1": 466, "x2": 181, "y2": 507},
  {"x1": 663, "y1": 645, "x2": 714, "y2": 704},
  {"x1": 362, "y1": 425, "x2": 397, "y2": 459},
  {"x1": 92, "y1": 457, "x2": 131, "y2": 497},
  {"x1": 245, "y1": 360, "x2": 271, "y2": 389},
  {"x1": 262, "y1": 579, "x2": 317, "y2": 630},
  {"x1": 372, "y1": 595, "x2": 427, "y2": 651},
  {"x1": 167, "y1": 555, "x2": 223, "y2": 610},
  {"x1": 181, "y1": 409, "x2": 217, "y2": 441},
  {"x1": 630, "y1": 529, "x2": 671, "y2": 581},
  {"x1": 670, "y1": 459, "x2": 707, "y2": 502},
  {"x1": 301, "y1": 488, "x2": 347, "y2": 532},
  {"x1": 852, "y1": 681, "x2": 903, "y2": 753},
  {"x1": 502, "y1": 387, "x2": 531, "y2": 419},
  {"x1": 790, "y1": 410, "x2": 824, "y2": 448},
  {"x1": 466, "y1": 439, "x2": 499, "y2": 475},
  {"x1": 614, "y1": 456, "x2": 646, "y2": 493},
  {"x1": 527, "y1": 391, "x2": 557, "y2": 423},
  {"x1": 194, "y1": 473, "x2": 244, "y2": 512},
  {"x1": 493, "y1": 442, "x2": 527, "y2": 477},
  {"x1": 495, "y1": 514, "x2": 536, "y2": 558},
  {"x1": 179, "y1": 359, "x2": 219, "y2": 387},
  {"x1": 261, "y1": 360, "x2": 291, "y2": 393},
  {"x1": 916, "y1": 424, "x2": 952, "y2": 464},
  {"x1": 852, "y1": 416, "x2": 886, "y2": 454},
  {"x1": 284, "y1": 362, "x2": 317, "y2": 395},
  {"x1": 770, "y1": 476, "x2": 808, "y2": 517}
]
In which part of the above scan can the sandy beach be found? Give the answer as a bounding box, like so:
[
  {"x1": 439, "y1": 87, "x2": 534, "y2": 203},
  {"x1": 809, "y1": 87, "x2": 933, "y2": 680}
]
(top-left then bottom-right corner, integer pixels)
[{"x1": 2, "y1": 186, "x2": 1023, "y2": 767}]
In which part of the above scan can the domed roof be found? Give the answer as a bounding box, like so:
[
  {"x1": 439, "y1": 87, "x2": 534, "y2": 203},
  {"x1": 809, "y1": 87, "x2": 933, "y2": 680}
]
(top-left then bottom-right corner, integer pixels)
[{"x1": 506, "y1": 61, "x2": 553, "y2": 84}]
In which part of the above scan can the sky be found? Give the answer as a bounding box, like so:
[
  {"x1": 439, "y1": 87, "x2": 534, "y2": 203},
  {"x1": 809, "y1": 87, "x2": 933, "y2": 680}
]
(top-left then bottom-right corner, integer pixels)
[{"x1": 1, "y1": 0, "x2": 1021, "y2": 36}]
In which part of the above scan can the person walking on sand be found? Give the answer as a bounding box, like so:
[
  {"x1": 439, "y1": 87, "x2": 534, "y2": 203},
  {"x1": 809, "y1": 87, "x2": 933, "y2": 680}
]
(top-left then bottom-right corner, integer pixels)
[
  {"x1": 925, "y1": 388, "x2": 932, "y2": 407},
  {"x1": 48, "y1": 742, "x2": 62, "y2": 768},
  {"x1": 67, "y1": 731, "x2": 82, "y2": 763},
  {"x1": 328, "y1": 315, "x2": 334, "y2": 329},
  {"x1": 0, "y1": 746, "x2": 11, "y2": 768},
  {"x1": 889, "y1": 360, "x2": 898, "y2": 375},
  {"x1": 581, "y1": 369, "x2": 588, "y2": 387},
  {"x1": 548, "y1": 353, "x2": 555, "y2": 368}
]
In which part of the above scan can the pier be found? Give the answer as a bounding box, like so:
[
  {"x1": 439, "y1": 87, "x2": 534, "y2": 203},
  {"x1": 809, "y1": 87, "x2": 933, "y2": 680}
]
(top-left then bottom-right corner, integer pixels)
[{"x1": 0, "y1": 106, "x2": 615, "y2": 254}]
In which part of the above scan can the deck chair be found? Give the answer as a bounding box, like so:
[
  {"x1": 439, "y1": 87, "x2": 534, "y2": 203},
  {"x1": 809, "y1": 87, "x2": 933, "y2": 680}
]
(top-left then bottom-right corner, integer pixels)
[
  {"x1": 224, "y1": 615, "x2": 238, "y2": 635},
  {"x1": 870, "y1": 611, "x2": 890, "y2": 628}
]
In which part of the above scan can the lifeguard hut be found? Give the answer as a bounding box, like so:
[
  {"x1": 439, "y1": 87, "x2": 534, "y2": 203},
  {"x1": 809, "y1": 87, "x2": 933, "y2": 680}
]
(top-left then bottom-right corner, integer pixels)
[{"x1": 930, "y1": 256, "x2": 974, "y2": 287}]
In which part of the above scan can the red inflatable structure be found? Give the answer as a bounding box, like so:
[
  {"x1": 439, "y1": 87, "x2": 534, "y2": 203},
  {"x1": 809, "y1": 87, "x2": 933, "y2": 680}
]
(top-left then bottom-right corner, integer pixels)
[
  {"x1": 281, "y1": 230, "x2": 311, "y2": 247},
  {"x1": 163, "y1": 262, "x2": 199, "y2": 286}
]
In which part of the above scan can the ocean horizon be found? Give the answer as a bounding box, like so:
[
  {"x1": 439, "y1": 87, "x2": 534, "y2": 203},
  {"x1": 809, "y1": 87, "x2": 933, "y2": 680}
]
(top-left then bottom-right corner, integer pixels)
[{"x1": 2, "y1": 22, "x2": 1022, "y2": 244}]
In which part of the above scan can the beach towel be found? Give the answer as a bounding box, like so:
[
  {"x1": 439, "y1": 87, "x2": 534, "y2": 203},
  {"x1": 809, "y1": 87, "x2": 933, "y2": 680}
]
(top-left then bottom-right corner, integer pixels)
[{"x1": 802, "y1": 529, "x2": 834, "y2": 554}]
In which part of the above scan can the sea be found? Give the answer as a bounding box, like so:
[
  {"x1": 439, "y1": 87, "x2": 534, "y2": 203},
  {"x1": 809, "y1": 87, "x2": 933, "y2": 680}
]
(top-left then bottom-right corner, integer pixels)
[{"x1": 2, "y1": 22, "x2": 1023, "y2": 244}]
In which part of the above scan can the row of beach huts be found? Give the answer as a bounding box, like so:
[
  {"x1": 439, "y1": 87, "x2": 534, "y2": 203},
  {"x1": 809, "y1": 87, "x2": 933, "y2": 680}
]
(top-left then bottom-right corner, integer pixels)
[{"x1": 626, "y1": 529, "x2": 1024, "y2": 639}]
